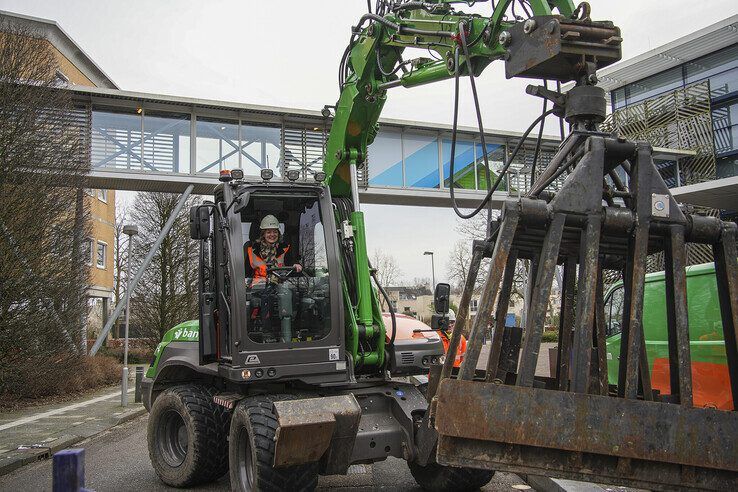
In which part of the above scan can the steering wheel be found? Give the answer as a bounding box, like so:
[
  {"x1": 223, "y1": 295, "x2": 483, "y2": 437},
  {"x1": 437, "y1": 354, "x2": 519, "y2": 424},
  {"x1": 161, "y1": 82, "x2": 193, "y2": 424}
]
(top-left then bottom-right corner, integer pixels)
[{"x1": 266, "y1": 265, "x2": 298, "y2": 282}]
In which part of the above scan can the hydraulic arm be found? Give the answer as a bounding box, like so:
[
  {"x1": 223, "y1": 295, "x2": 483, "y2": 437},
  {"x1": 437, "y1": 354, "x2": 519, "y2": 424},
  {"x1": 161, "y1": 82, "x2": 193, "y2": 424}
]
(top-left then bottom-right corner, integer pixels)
[{"x1": 324, "y1": 0, "x2": 618, "y2": 372}]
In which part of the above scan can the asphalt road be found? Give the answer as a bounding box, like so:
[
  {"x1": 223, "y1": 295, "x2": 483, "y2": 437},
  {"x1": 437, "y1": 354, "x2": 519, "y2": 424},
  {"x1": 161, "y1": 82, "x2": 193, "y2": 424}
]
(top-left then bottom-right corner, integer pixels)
[{"x1": 0, "y1": 414, "x2": 531, "y2": 492}]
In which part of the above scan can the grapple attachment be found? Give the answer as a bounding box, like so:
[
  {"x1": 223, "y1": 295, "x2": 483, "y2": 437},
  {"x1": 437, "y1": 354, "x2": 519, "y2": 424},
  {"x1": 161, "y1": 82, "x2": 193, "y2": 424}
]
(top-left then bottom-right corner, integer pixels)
[{"x1": 432, "y1": 131, "x2": 738, "y2": 490}]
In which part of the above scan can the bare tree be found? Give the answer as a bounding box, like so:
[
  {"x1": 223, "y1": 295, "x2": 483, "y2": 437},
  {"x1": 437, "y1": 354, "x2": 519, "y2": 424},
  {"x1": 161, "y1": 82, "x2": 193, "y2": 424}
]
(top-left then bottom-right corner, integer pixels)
[
  {"x1": 128, "y1": 192, "x2": 200, "y2": 347},
  {"x1": 447, "y1": 239, "x2": 473, "y2": 294},
  {"x1": 0, "y1": 25, "x2": 91, "y2": 398},
  {"x1": 407, "y1": 277, "x2": 432, "y2": 294},
  {"x1": 371, "y1": 249, "x2": 401, "y2": 309},
  {"x1": 448, "y1": 210, "x2": 528, "y2": 303}
]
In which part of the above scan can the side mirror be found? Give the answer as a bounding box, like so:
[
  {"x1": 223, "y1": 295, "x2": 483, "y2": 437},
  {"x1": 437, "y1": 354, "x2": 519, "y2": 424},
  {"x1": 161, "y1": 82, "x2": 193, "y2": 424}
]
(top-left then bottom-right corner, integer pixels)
[
  {"x1": 189, "y1": 205, "x2": 211, "y2": 240},
  {"x1": 233, "y1": 191, "x2": 250, "y2": 215},
  {"x1": 433, "y1": 283, "x2": 451, "y2": 315}
]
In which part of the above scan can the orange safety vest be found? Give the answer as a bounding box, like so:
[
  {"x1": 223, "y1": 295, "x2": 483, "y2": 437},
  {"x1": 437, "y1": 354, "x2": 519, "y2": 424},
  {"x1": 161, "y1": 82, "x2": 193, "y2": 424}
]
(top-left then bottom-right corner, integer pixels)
[
  {"x1": 246, "y1": 244, "x2": 290, "y2": 283},
  {"x1": 440, "y1": 332, "x2": 467, "y2": 368}
]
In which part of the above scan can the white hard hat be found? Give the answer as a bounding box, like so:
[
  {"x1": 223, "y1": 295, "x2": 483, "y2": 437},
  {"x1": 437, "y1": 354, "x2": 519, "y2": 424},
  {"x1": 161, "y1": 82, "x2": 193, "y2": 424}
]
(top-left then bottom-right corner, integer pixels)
[
  {"x1": 448, "y1": 309, "x2": 456, "y2": 322},
  {"x1": 260, "y1": 215, "x2": 280, "y2": 230}
]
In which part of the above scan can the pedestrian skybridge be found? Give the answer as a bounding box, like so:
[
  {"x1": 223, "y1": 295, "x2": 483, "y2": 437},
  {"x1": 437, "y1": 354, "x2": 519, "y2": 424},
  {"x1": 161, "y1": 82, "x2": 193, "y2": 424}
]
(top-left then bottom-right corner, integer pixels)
[{"x1": 68, "y1": 86, "x2": 693, "y2": 208}]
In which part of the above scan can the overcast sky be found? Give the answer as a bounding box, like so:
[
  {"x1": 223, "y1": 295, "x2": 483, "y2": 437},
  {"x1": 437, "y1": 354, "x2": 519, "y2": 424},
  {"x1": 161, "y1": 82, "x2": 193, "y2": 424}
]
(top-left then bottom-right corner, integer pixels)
[{"x1": 2, "y1": 0, "x2": 736, "y2": 284}]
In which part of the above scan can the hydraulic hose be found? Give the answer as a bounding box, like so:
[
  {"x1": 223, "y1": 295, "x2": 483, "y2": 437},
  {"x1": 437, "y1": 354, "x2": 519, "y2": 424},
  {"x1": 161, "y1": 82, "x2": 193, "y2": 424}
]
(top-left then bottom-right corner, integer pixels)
[
  {"x1": 369, "y1": 263, "x2": 397, "y2": 372},
  {"x1": 448, "y1": 27, "x2": 556, "y2": 220}
]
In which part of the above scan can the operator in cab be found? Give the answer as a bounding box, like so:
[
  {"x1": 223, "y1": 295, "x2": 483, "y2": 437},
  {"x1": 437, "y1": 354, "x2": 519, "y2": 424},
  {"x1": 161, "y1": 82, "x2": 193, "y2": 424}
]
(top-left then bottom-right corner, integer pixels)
[{"x1": 244, "y1": 214, "x2": 302, "y2": 285}]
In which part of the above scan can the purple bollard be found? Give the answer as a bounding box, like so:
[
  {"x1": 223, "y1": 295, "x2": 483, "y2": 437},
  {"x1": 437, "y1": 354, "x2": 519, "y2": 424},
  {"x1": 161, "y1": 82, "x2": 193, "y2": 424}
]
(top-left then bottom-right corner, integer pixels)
[{"x1": 52, "y1": 448, "x2": 86, "y2": 492}]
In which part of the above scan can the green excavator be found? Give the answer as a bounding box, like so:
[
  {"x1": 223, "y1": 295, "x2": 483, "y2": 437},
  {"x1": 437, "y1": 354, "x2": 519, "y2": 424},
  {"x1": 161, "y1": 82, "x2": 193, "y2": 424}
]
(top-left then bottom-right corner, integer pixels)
[{"x1": 142, "y1": 1, "x2": 738, "y2": 490}]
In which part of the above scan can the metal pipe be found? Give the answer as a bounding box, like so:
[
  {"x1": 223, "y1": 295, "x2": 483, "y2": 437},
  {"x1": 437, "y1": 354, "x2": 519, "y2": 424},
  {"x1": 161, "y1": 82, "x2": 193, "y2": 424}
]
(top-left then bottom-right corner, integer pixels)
[
  {"x1": 90, "y1": 185, "x2": 195, "y2": 355},
  {"x1": 121, "y1": 232, "x2": 134, "y2": 406},
  {"x1": 349, "y1": 161, "x2": 361, "y2": 212}
]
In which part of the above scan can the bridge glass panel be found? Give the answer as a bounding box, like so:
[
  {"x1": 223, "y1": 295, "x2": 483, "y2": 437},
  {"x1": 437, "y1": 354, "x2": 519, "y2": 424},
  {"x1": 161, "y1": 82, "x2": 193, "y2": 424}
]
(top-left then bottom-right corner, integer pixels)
[
  {"x1": 91, "y1": 108, "x2": 142, "y2": 171},
  {"x1": 142, "y1": 111, "x2": 190, "y2": 173},
  {"x1": 240, "y1": 124, "x2": 282, "y2": 178},
  {"x1": 403, "y1": 133, "x2": 440, "y2": 188},
  {"x1": 475, "y1": 143, "x2": 506, "y2": 191},
  {"x1": 442, "y1": 138, "x2": 475, "y2": 189},
  {"x1": 196, "y1": 117, "x2": 239, "y2": 173},
  {"x1": 368, "y1": 130, "x2": 403, "y2": 187}
]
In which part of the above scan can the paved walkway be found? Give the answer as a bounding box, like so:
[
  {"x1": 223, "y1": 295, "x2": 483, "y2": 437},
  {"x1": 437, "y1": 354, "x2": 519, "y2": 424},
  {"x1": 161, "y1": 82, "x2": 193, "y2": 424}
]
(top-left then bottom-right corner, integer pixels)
[{"x1": 0, "y1": 368, "x2": 146, "y2": 476}]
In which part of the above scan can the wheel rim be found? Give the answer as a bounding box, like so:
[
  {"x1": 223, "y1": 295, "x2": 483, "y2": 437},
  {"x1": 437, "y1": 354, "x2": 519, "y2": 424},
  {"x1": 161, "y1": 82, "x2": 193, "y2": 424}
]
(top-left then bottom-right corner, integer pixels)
[
  {"x1": 157, "y1": 409, "x2": 189, "y2": 467},
  {"x1": 235, "y1": 426, "x2": 255, "y2": 491}
]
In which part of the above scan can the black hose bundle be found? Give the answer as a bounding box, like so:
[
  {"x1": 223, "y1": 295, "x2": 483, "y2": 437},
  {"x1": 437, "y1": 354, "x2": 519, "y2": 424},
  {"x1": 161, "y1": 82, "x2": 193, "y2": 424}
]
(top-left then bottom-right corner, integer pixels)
[{"x1": 447, "y1": 25, "x2": 554, "y2": 221}]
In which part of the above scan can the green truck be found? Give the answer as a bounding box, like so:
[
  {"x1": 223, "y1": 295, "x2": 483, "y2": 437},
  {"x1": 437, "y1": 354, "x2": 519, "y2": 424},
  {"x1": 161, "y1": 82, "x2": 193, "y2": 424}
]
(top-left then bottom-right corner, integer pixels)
[{"x1": 604, "y1": 262, "x2": 733, "y2": 410}]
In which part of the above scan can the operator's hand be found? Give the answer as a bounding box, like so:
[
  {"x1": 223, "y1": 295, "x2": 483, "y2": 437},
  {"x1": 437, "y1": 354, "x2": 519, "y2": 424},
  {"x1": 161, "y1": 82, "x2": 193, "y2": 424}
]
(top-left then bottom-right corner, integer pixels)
[{"x1": 294, "y1": 263, "x2": 303, "y2": 273}]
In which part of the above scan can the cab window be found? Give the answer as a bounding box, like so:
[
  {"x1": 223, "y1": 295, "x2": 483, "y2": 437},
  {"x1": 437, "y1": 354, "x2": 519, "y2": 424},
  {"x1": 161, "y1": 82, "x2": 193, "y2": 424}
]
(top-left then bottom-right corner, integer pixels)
[{"x1": 239, "y1": 193, "x2": 331, "y2": 344}]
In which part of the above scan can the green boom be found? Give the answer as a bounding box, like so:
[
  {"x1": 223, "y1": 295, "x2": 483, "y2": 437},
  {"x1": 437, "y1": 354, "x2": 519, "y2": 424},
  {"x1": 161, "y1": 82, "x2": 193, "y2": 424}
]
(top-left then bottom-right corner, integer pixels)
[{"x1": 323, "y1": 0, "x2": 576, "y2": 370}]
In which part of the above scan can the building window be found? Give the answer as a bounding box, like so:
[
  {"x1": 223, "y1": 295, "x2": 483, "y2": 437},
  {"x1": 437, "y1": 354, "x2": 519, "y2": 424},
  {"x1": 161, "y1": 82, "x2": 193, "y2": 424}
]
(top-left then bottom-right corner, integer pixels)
[
  {"x1": 83, "y1": 238, "x2": 93, "y2": 266},
  {"x1": 96, "y1": 240, "x2": 107, "y2": 269},
  {"x1": 470, "y1": 299, "x2": 479, "y2": 312},
  {"x1": 98, "y1": 189, "x2": 108, "y2": 202},
  {"x1": 84, "y1": 188, "x2": 95, "y2": 196},
  {"x1": 625, "y1": 66, "x2": 684, "y2": 106},
  {"x1": 390, "y1": 300, "x2": 398, "y2": 310}
]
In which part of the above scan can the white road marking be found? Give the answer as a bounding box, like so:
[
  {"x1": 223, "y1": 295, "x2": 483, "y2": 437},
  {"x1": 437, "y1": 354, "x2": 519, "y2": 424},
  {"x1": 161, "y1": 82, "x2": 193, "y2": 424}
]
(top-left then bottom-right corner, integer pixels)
[{"x1": 0, "y1": 388, "x2": 134, "y2": 432}]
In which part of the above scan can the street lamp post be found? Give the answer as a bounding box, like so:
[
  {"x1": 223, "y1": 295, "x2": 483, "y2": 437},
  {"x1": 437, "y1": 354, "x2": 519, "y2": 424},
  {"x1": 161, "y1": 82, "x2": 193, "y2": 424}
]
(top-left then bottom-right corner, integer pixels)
[
  {"x1": 423, "y1": 251, "x2": 435, "y2": 290},
  {"x1": 121, "y1": 224, "x2": 138, "y2": 406}
]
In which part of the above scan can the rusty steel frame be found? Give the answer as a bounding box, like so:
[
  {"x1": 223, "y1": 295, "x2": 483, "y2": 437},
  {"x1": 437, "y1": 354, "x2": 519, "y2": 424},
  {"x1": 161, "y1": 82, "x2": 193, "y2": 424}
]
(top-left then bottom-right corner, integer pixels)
[{"x1": 430, "y1": 130, "x2": 738, "y2": 490}]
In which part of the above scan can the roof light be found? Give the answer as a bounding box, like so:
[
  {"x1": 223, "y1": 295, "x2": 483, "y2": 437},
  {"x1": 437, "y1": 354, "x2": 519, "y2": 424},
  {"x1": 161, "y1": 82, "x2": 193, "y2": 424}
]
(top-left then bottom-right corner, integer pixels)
[
  {"x1": 286, "y1": 169, "x2": 300, "y2": 182},
  {"x1": 260, "y1": 168, "x2": 274, "y2": 181},
  {"x1": 314, "y1": 171, "x2": 326, "y2": 182},
  {"x1": 219, "y1": 169, "x2": 232, "y2": 182},
  {"x1": 231, "y1": 169, "x2": 244, "y2": 180}
]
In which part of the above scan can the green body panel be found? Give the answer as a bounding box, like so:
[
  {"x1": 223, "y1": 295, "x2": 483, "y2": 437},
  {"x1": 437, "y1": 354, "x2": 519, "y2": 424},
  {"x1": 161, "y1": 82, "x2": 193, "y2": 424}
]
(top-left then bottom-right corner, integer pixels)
[
  {"x1": 322, "y1": 0, "x2": 574, "y2": 373},
  {"x1": 605, "y1": 263, "x2": 727, "y2": 386},
  {"x1": 145, "y1": 320, "x2": 199, "y2": 378},
  {"x1": 351, "y1": 211, "x2": 373, "y2": 327}
]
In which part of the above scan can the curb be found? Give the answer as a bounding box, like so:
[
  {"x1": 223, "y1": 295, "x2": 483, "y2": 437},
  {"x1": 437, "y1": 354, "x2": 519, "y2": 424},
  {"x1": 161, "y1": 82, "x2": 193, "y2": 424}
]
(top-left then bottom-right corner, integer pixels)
[
  {"x1": 114, "y1": 406, "x2": 147, "y2": 426},
  {"x1": 0, "y1": 405, "x2": 146, "y2": 478}
]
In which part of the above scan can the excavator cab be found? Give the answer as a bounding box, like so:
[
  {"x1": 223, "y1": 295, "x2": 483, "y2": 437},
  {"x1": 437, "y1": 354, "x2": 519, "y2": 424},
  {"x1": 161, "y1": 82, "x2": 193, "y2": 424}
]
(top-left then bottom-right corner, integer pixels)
[
  {"x1": 191, "y1": 178, "x2": 348, "y2": 385},
  {"x1": 241, "y1": 194, "x2": 332, "y2": 345}
]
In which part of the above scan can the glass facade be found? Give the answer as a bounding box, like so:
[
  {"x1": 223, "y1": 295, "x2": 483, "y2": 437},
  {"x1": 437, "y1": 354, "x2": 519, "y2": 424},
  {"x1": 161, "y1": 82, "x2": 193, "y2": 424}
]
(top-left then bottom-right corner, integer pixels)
[
  {"x1": 403, "y1": 133, "x2": 440, "y2": 188},
  {"x1": 91, "y1": 108, "x2": 143, "y2": 171},
  {"x1": 91, "y1": 108, "x2": 283, "y2": 177},
  {"x1": 196, "y1": 117, "x2": 239, "y2": 173},
  {"x1": 474, "y1": 143, "x2": 506, "y2": 191},
  {"x1": 367, "y1": 129, "x2": 507, "y2": 192},
  {"x1": 88, "y1": 102, "x2": 531, "y2": 194},
  {"x1": 368, "y1": 130, "x2": 403, "y2": 186},
  {"x1": 442, "y1": 138, "x2": 474, "y2": 189},
  {"x1": 612, "y1": 43, "x2": 738, "y2": 179},
  {"x1": 142, "y1": 111, "x2": 190, "y2": 173},
  {"x1": 240, "y1": 124, "x2": 282, "y2": 177}
]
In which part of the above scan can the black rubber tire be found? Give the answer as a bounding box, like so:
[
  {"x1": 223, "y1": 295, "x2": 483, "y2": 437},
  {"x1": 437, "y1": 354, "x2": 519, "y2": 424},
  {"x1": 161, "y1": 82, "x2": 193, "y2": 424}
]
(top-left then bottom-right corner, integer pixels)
[
  {"x1": 228, "y1": 395, "x2": 318, "y2": 492},
  {"x1": 408, "y1": 460, "x2": 495, "y2": 492},
  {"x1": 147, "y1": 384, "x2": 230, "y2": 487}
]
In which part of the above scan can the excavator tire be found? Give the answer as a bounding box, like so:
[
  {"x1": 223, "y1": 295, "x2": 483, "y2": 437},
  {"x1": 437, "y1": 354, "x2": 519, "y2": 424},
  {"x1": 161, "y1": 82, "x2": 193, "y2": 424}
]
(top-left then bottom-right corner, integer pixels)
[
  {"x1": 229, "y1": 395, "x2": 319, "y2": 492},
  {"x1": 148, "y1": 384, "x2": 230, "y2": 487},
  {"x1": 408, "y1": 460, "x2": 495, "y2": 492}
]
